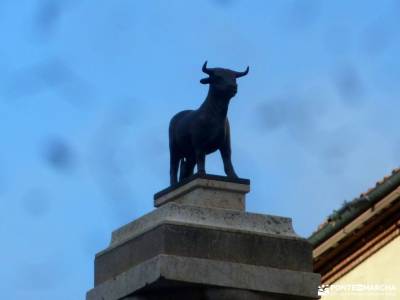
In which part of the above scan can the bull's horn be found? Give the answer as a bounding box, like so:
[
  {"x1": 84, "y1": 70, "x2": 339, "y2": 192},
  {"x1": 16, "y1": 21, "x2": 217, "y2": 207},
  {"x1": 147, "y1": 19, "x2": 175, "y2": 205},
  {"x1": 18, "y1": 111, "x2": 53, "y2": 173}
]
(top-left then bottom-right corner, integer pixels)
[
  {"x1": 202, "y1": 61, "x2": 212, "y2": 75},
  {"x1": 235, "y1": 66, "x2": 249, "y2": 78}
]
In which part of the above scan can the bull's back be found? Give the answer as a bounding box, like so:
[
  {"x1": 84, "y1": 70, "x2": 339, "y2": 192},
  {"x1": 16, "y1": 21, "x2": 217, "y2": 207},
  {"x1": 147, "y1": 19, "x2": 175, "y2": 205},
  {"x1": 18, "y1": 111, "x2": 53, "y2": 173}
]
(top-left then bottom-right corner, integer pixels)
[
  {"x1": 169, "y1": 110, "x2": 194, "y2": 134},
  {"x1": 169, "y1": 110, "x2": 193, "y2": 127}
]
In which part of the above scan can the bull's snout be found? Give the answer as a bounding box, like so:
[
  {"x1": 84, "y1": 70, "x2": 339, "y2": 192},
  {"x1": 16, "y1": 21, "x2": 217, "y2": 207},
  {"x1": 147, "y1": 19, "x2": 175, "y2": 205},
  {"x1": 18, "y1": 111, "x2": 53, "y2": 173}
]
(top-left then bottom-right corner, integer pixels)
[
  {"x1": 228, "y1": 84, "x2": 238, "y2": 94},
  {"x1": 226, "y1": 83, "x2": 237, "y2": 90}
]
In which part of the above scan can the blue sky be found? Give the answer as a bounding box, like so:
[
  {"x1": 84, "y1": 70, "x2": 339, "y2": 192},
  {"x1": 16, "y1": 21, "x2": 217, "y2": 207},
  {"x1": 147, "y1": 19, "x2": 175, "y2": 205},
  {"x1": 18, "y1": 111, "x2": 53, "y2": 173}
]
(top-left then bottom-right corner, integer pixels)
[{"x1": 1, "y1": 0, "x2": 399, "y2": 299}]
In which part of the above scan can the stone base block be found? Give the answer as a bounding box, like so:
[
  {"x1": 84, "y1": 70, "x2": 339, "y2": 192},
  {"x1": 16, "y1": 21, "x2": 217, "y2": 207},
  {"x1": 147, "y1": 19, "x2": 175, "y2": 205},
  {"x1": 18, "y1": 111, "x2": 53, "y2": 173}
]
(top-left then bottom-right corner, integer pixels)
[
  {"x1": 108, "y1": 202, "x2": 299, "y2": 249},
  {"x1": 95, "y1": 222, "x2": 312, "y2": 285},
  {"x1": 124, "y1": 287, "x2": 314, "y2": 300},
  {"x1": 154, "y1": 174, "x2": 250, "y2": 211},
  {"x1": 87, "y1": 255, "x2": 320, "y2": 300},
  {"x1": 87, "y1": 175, "x2": 320, "y2": 300}
]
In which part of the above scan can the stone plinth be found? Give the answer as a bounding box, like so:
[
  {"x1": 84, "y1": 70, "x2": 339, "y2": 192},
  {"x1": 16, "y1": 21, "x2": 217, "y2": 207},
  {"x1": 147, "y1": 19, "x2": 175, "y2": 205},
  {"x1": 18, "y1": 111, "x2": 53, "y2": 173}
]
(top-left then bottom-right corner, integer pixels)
[
  {"x1": 87, "y1": 175, "x2": 320, "y2": 300},
  {"x1": 154, "y1": 174, "x2": 250, "y2": 211}
]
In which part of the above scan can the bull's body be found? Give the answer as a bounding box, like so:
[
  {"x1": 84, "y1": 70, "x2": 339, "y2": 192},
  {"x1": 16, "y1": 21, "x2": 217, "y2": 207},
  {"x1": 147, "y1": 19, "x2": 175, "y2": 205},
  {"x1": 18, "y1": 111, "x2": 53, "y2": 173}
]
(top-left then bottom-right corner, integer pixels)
[
  {"x1": 169, "y1": 62, "x2": 249, "y2": 186},
  {"x1": 170, "y1": 109, "x2": 229, "y2": 157}
]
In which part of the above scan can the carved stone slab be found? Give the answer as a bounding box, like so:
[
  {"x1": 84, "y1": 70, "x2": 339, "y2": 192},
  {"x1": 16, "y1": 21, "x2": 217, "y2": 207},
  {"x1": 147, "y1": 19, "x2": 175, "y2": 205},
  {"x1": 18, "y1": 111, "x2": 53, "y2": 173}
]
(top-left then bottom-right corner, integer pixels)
[
  {"x1": 95, "y1": 222, "x2": 312, "y2": 286},
  {"x1": 154, "y1": 174, "x2": 250, "y2": 211},
  {"x1": 87, "y1": 255, "x2": 320, "y2": 300},
  {"x1": 107, "y1": 202, "x2": 300, "y2": 250}
]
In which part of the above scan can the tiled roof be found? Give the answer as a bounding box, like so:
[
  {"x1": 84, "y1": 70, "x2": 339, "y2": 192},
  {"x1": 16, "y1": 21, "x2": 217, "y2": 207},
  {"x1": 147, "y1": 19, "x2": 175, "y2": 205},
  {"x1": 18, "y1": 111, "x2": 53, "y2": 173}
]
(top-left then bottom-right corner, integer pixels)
[
  {"x1": 361, "y1": 168, "x2": 400, "y2": 196},
  {"x1": 309, "y1": 168, "x2": 400, "y2": 246}
]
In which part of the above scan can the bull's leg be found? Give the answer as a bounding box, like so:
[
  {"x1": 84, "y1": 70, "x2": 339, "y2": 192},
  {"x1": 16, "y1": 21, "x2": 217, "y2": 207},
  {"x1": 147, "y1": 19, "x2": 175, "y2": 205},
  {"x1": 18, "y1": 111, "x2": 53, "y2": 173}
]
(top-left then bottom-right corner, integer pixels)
[
  {"x1": 170, "y1": 152, "x2": 180, "y2": 186},
  {"x1": 180, "y1": 156, "x2": 196, "y2": 180},
  {"x1": 220, "y1": 147, "x2": 237, "y2": 178},
  {"x1": 179, "y1": 157, "x2": 196, "y2": 181},
  {"x1": 220, "y1": 123, "x2": 238, "y2": 178},
  {"x1": 195, "y1": 151, "x2": 206, "y2": 176},
  {"x1": 178, "y1": 158, "x2": 187, "y2": 181}
]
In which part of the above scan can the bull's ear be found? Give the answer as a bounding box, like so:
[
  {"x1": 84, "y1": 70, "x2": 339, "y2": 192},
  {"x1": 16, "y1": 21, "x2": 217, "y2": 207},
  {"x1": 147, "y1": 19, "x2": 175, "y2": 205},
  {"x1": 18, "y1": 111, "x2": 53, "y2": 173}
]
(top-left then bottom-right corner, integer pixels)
[{"x1": 200, "y1": 77, "x2": 211, "y2": 84}]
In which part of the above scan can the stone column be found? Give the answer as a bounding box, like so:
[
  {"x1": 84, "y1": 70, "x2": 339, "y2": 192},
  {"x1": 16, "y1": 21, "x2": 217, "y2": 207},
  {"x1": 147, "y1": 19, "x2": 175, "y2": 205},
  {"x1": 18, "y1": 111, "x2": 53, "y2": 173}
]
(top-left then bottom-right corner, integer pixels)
[{"x1": 86, "y1": 174, "x2": 320, "y2": 300}]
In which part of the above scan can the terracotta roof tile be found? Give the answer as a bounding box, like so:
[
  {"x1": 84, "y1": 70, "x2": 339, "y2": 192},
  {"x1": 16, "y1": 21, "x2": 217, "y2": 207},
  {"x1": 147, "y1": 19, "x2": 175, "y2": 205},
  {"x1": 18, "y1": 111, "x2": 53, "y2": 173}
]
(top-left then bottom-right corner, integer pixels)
[{"x1": 315, "y1": 167, "x2": 400, "y2": 233}]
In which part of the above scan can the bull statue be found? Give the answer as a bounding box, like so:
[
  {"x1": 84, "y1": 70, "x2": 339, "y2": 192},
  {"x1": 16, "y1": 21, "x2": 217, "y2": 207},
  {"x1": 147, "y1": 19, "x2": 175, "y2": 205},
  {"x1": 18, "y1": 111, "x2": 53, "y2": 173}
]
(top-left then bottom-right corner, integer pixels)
[{"x1": 169, "y1": 61, "x2": 249, "y2": 185}]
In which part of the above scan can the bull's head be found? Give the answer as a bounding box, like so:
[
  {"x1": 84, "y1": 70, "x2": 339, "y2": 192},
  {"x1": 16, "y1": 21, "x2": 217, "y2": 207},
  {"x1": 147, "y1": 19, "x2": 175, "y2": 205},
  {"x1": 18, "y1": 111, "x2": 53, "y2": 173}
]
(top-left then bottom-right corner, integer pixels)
[{"x1": 200, "y1": 61, "x2": 249, "y2": 98}]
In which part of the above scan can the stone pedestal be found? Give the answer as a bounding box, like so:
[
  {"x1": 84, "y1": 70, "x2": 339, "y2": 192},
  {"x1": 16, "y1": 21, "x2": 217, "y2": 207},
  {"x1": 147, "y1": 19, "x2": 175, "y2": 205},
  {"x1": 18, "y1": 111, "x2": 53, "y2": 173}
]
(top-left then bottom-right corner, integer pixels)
[
  {"x1": 154, "y1": 174, "x2": 250, "y2": 211},
  {"x1": 86, "y1": 174, "x2": 320, "y2": 300}
]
